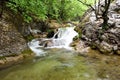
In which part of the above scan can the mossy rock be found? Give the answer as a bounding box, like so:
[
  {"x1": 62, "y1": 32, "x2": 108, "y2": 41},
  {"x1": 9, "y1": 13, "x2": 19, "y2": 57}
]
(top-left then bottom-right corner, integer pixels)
[{"x1": 21, "y1": 49, "x2": 33, "y2": 55}]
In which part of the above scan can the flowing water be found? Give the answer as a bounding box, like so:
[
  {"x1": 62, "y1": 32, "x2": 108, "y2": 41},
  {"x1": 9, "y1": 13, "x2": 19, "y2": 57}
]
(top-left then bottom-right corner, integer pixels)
[
  {"x1": 0, "y1": 25, "x2": 120, "y2": 80},
  {"x1": 28, "y1": 26, "x2": 78, "y2": 56},
  {"x1": 0, "y1": 49, "x2": 98, "y2": 80}
]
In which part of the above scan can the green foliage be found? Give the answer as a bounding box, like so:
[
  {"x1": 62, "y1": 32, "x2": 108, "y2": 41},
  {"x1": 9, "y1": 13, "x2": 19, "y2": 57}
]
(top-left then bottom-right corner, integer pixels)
[
  {"x1": 6, "y1": 0, "x2": 94, "y2": 22},
  {"x1": 62, "y1": 0, "x2": 94, "y2": 20},
  {"x1": 0, "y1": 56, "x2": 6, "y2": 61},
  {"x1": 7, "y1": 0, "x2": 47, "y2": 22}
]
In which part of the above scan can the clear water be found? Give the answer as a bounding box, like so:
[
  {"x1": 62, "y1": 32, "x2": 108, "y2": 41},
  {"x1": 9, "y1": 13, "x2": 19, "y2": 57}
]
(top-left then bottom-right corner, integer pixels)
[
  {"x1": 1, "y1": 48, "x2": 120, "y2": 80},
  {"x1": 0, "y1": 49, "x2": 97, "y2": 80}
]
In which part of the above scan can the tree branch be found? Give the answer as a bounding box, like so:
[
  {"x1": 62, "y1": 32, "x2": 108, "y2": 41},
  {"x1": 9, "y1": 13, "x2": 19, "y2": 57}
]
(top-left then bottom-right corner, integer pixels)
[
  {"x1": 102, "y1": 0, "x2": 111, "y2": 17},
  {"x1": 77, "y1": 0, "x2": 95, "y2": 10}
]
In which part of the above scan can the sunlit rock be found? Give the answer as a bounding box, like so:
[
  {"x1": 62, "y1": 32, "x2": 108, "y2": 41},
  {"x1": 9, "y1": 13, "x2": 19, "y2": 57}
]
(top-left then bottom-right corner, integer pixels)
[
  {"x1": 116, "y1": 0, "x2": 120, "y2": 6},
  {"x1": 115, "y1": 21, "x2": 120, "y2": 28}
]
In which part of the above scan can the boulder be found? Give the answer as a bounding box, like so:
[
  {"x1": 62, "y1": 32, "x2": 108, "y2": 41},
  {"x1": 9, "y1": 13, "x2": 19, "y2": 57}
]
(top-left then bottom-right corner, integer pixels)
[
  {"x1": 98, "y1": 41, "x2": 113, "y2": 53},
  {"x1": 82, "y1": 23, "x2": 96, "y2": 40},
  {"x1": 39, "y1": 39, "x2": 53, "y2": 47},
  {"x1": 116, "y1": 0, "x2": 120, "y2": 6}
]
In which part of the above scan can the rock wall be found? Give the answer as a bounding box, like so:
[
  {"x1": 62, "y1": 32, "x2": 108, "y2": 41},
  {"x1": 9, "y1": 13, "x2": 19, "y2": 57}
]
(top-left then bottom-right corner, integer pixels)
[
  {"x1": 0, "y1": 8, "x2": 29, "y2": 57},
  {"x1": 81, "y1": 0, "x2": 120, "y2": 54}
]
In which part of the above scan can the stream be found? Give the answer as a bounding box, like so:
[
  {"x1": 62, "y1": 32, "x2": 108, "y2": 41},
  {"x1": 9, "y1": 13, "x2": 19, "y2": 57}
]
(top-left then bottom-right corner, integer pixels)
[
  {"x1": 0, "y1": 25, "x2": 120, "y2": 80},
  {"x1": 0, "y1": 49, "x2": 97, "y2": 80}
]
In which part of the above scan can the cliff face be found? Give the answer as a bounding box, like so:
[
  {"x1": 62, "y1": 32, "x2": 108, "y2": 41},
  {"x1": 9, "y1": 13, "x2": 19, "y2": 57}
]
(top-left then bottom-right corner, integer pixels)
[
  {"x1": 0, "y1": 8, "x2": 29, "y2": 57},
  {"x1": 81, "y1": 0, "x2": 120, "y2": 54}
]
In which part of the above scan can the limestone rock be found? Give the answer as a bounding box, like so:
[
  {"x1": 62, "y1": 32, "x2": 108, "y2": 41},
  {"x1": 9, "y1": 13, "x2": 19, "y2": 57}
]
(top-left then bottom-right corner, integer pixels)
[
  {"x1": 81, "y1": 0, "x2": 120, "y2": 54},
  {"x1": 117, "y1": 50, "x2": 120, "y2": 54},
  {"x1": 99, "y1": 41, "x2": 113, "y2": 53},
  {"x1": 0, "y1": 9, "x2": 28, "y2": 57},
  {"x1": 115, "y1": 21, "x2": 120, "y2": 28},
  {"x1": 116, "y1": 0, "x2": 120, "y2": 6}
]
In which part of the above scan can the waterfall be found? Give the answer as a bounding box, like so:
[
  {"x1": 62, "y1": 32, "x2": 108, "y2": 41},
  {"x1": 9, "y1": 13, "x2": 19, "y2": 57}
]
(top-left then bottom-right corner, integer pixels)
[
  {"x1": 51, "y1": 26, "x2": 78, "y2": 48},
  {"x1": 28, "y1": 24, "x2": 78, "y2": 56}
]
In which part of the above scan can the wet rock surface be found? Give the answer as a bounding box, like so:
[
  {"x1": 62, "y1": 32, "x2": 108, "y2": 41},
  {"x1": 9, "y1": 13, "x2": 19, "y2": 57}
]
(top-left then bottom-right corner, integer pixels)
[{"x1": 81, "y1": 0, "x2": 120, "y2": 54}]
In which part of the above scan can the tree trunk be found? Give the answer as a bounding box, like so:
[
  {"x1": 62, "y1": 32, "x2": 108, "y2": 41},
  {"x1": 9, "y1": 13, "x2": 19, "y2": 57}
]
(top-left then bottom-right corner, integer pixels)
[
  {"x1": 102, "y1": 0, "x2": 111, "y2": 30},
  {"x1": 0, "y1": 1, "x2": 4, "y2": 18}
]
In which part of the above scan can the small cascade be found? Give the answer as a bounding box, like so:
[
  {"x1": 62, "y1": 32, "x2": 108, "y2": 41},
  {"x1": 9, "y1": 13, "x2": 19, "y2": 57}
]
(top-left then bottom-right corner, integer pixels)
[
  {"x1": 28, "y1": 24, "x2": 78, "y2": 56},
  {"x1": 50, "y1": 26, "x2": 78, "y2": 48},
  {"x1": 28, "y1": 39, "x2": 46, "y2": 56}
]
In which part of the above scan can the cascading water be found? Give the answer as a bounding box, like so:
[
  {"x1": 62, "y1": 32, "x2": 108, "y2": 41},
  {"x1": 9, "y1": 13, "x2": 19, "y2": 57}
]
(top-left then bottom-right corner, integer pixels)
[
  {"x1": 28, "y1": 24, "x2": 78, "y2": 56},
  {"x1": 28, "y1": 39, "x2": 46, "y2": 56},
  {"x1": 50, "y1": 26, "x2": 78, "y2": 48}
]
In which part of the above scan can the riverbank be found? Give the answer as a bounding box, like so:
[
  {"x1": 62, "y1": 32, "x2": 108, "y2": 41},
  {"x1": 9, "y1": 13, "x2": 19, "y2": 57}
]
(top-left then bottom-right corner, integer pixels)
[
  {"x1": 80, "y1": 0, "x2": 120, "y2": 54},
  {"x1": 74, "y1": 40, "x2": 120, "y2": 80},
  {"x1": 0, "y1": 49, "x2": 34, "y2": 69},
  {"x1": 1, "y1": 47, "x2": 120, "y2": 80}
]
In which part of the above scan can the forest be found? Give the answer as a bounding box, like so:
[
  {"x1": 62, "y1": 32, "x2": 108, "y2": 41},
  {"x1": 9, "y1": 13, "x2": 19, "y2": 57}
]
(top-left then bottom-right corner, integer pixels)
[
  {"x1": 0, "y1": 0, "x2": 120, "y2": 80},
  {"x1": 0, "y1": 0, "x2": 95, "y2": 22}
]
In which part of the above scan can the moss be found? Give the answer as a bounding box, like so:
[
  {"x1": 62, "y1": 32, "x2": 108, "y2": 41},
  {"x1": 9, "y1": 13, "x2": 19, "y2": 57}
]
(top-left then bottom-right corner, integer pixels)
[
  {"x1": 0, "y1": 56, "x2": 6, "y2": 61},
  {"x1": 73, "y1": 36, "x2": 79, "y2": 41},
  {"x1": 25, "y1": 35, "x2": 34, "y2": 41},
  {"x1": 21, "y1": 49, "x2": 34, "y2": 59},
  {"x1": 21, "y1": 49, "x2": 33, "y2": 55}
]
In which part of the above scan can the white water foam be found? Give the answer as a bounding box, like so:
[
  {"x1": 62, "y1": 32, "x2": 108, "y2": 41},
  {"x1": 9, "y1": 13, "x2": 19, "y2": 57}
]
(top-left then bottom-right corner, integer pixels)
[
  {"x1": 50, "y1": 26, "x2": 78, "y2": 49},
  {"x1": 28, "y1": 24, "x2": 78, "y2": 56},
  {"x1": 28, "y1": 39, "x2": 46, "y2": 56}
]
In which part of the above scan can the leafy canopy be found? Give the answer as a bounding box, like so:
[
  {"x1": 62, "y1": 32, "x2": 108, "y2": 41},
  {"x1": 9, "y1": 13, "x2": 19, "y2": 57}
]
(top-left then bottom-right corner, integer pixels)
[{"x1": 7, "y1": 0, "x2": 94, "y2": 22}]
